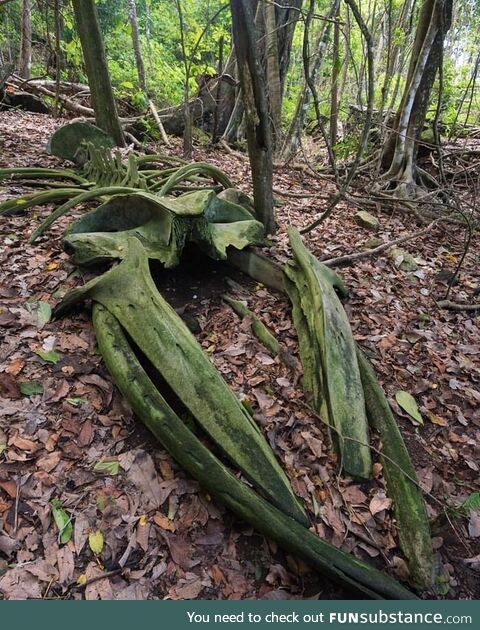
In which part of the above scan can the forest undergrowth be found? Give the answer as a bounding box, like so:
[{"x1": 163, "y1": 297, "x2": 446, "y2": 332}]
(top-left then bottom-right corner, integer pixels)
[{"x1": 0, "y1": 110, "x2": 479, "y2": 601}]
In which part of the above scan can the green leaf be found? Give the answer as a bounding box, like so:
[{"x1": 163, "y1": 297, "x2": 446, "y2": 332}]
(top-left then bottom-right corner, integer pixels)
[
  {"x1": 19, "y1": 380, "x2": 44, "y2": 396},
  {"x1": 50, "y1": 498, "x2": 73, "y2": 544},
  {"x1": 88, "y1": 529, "x2": 104, "y2": 555},
  {"x1": 26, "y1": 301, "x2": 52, "y2": 327},
  {"x1": 65, "y1": 397, "x2": 86, "y2": 407},
  {"x1": 93, "y1": 459, "x2": 119, "y2": 475},
  {"x1": 395, "y1": 390, "x2": 423, "y2": 425},
  {"x1": 35, "y1": 349, "x2": 61, "y2": 364},
  {"x1": 120, "y1": 80, "x2": 134, "y2": 89}
]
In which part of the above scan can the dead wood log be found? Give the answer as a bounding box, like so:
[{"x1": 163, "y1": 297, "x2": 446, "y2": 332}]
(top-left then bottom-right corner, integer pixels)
[
  {"x1": 26, "y1": 79, "x2": 89, "y2": 95},
  {"x1": 8, "y1": 75, "x2": 94, "y2": 116},
  {"x1": 157, "y1": 74, "x2": 237, "y2": 136}
]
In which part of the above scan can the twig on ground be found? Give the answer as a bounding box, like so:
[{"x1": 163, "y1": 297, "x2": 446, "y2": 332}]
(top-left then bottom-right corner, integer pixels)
[
  {"x1": 322, "y1": 220, "x2": 440, "y2": 267},
  {"x1": 436, "y1": 300, "x2": 480, "y2": 312}
]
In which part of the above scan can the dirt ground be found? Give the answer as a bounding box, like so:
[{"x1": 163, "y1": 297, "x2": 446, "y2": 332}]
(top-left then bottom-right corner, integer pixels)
[{"x1": 0, "y1": 110, "x2": 479, "y2": 600}]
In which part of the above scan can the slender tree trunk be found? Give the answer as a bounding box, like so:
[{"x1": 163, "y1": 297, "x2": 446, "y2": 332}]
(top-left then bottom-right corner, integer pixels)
[
  {"x1": 54, "y1": 0, "x2": 61, "y2": 116},
  {"x1": 71, "y1": 0, "x2": 124, "y2": 146},
  {"x1": 275, "y1": 0, "x2": 304, "y2": 94},
  {"x1": 330, "y1": 6, "x2": 341, "y2": 147},
  {"x1": 175, "y1": 0, "x2": 192, "y2": 159},
  {"x1": 230, "y1": 0, "x2": 275, "y2": 234},
  {"x1": 211, "y1": 35, "x2": 224, "y2": 144},
  {"x1": 380, "y1": 0, "x2": 453, "y2": 195},
  {"x1": 19, "y1": 0, "x2": 32, "y2": 79},
  {"x1": 127, "y1": 0, "x2": 147, "y2": 94},
  {"x1": 280, "y1": 0, "x2": 340, "y2": 162},
  {"x1": 264, "y1": 0, "x2": 282, "y2": 149}
]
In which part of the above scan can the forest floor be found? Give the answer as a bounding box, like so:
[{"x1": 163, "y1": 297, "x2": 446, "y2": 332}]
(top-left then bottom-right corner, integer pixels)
[{"x1": 0, "y1": 110, "x2": 479, "y2": 601}]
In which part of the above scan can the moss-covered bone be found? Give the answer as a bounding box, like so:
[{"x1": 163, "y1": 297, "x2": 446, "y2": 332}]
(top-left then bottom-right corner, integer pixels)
[
  {"x1": 356, "y1": 347, "x2": 433, "y2": 589},
  {"x1": 92, "y1": 303, "x2": 416, "y2": 600},
  {"x1": 63, "y1": 189, "x2": 264, "y2": 267},
  {"x1": 47, "y1": 120, "x2": 114, "y2": 163},
  {"x1": 285, "y1": 228, "x2": 372, "y2": 479},
  {"x1": 54, "y1": 237, "x2": 306, "y2": 524}
]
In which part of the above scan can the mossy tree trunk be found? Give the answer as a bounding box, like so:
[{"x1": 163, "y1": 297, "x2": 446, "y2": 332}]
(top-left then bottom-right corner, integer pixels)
[{"x1": 71, "y1": 0, "x2": 125, "y2": 147}]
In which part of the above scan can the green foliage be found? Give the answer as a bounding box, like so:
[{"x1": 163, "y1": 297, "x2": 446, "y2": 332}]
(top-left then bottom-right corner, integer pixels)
[{"x1": 1, "y1": 0, "x2": 479, "y2": 133}]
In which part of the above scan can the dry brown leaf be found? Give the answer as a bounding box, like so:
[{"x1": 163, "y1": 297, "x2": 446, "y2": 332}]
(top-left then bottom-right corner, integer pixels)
[
  {"x1": 342, "y1": 485, "x2": 368, "y2": 504},
  {"x1": 0, "y1": 479, "x2": 17, "y2": 498},
  {"x1": 163, "y1": 533, "x2": 200, "y2": 570},
  {"x1": 56, "y1": 546, "x2": 75, "y2": 584},
  {"x1": 210, "y1": 564, "x2": 226, "y2": 585},
  {"x1": 9, "y1": 434, "x2": 39, "y2": 452},
  {"x1": 0, "y1": 566, "x2": 43, "y2": 600},
  {"x1": 126, "y1": 449, "x2": 171, "y2": 509},
  {"x1": 5, "y1": 358, "x2": 25, "y2": 376},
  {"x1": 369, "y1": 491, "x2": 392, "y2": 515},
  {"x1": 77, "y1": 419, "x2": 94, "y2": 446},
  {"x1": 168, "y1": 574, "x2": 204, "y2": 599},
  {"x1": 153, "y1": 511, "x2": 176, "y2": 532},
  {"x1": 84, "y1": 562, "x2": 114, "y2": 600},
  {"x1": 36, "y1": 451, "x2": 61, "y2": 473},
  {"x1": 73, "y1": 512, "x2": 90, "y2": 555}
]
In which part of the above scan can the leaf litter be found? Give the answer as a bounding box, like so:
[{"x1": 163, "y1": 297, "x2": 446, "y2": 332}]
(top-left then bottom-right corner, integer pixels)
[{"x1": 0, "y1": 110, "x2": 479, "y2": 600}]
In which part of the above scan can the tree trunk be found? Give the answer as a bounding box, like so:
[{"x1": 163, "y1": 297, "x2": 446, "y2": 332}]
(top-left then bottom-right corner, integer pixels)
[
  {"x1": 71, "y1": 0, "x2": 125, "y2": 147},
  {"x1": 280, "y1": 0, "x2": 340, "y2": 162},
  {"x1": 275, "y1": 0, "x2": 304, "y2": 94},
  {"x1": 127, "y1": 0, "x2": 147, "y2": 94},
  {"x1": 230, "y1": 0, "x2": 275, "y2": 234},
  {"x1": 18, "y1": 0, "x2": 32, "y2": 79},
  {"x1": 264, "y1": 0, "x2": 282, "y2": 149},
  {"x1": 380, "y1": 0, "x2": 453, "y2": 195},
  {"x1": 330, "y1": 6, "x2": 341, "y2": 148}
]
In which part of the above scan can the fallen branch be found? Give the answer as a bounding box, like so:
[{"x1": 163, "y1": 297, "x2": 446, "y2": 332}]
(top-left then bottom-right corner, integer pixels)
[
  {"x1": 436, "y1": 300, "x2": 480, "y2": 312},
  {"x1": 149, "y1": 99, "x2": 171, "y2": 147},
  {"x1": 8, "y1": 76, "x2": 94, "y2": 116},
  {"x1": 322, "y1": 220, "x2": 440, "y2": 267}
]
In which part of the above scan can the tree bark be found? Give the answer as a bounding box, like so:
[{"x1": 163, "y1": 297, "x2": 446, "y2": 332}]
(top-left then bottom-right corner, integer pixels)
[
  {"x1": 127, "y1": 0, "x2": 147, "y2": 94},
  {"x1": 18, "y1": 0, "x2": 32, "y2": 79},
  {"x1": 330, "y1": 5, "x2": 341, "y2": 148},
  {"x1": 280, "y1": 0, "x2": 340, "y2": 162},
  {"x1": 230, "y1": 0, "x2": 275, "y2": 234},
  {"x1": 380, "y1": 0, "x2": 453, "y2": 194},
  {"x1": 71, "y1": 0, "x2": 125, "y2": 147},
  {"x1": 264, "y1": 0, "x2": 282, "y2": 149}
]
